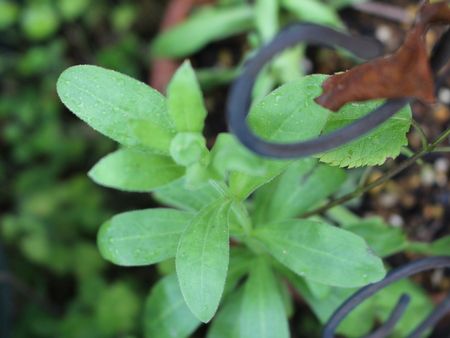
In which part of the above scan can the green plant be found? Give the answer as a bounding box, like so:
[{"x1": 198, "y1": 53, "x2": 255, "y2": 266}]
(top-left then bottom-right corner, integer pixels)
[
  {"x1": 56, "y1": 60, "x2": 450, "y2": 338},
  {"x1": 151, "y1": 0, "x2": 366, "y2": 94},
  {"x1": 0, "y1": 1, "x2": 163, "y2": 337}
]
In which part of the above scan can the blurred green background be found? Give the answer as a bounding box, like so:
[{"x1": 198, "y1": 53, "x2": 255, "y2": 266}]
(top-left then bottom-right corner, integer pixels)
[{"x1": 1, "y1": 1, "x2": 169, "y2": 337}]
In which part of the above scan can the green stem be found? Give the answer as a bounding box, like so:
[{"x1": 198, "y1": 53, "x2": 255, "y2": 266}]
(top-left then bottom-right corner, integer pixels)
[
  {"x1": 302, "y1": 127, "x2": 450, "y2": 218},
  {"x1": 411, "y1": 119, "x2": 428, "y2": 149}
]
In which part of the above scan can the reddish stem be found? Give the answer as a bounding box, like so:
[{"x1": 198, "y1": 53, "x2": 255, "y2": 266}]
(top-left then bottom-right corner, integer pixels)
[{"x1": 150, "y1": 0, "x2": 214, "y2": 92}]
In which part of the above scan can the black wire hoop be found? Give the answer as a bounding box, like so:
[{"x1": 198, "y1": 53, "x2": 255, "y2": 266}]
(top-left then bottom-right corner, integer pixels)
[
  {"x1": 323, "y1": 257, "x2": 450, "y2": 338},
  {"x1": 226, "y1": 22, "x2": 450, "y2": 338},
  {"x1": 226, "y1": 24, "x2": 450, "y2": 159}
]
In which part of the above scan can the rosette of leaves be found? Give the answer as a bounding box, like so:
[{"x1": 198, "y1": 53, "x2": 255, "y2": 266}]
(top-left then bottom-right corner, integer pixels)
[{"x1": 57, "y1": 60, "x2": 432, "y2": 338}]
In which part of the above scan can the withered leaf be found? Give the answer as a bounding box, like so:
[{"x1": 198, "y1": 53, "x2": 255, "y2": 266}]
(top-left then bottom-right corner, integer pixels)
[{"x1": 315, "y1": 0, "x2": 450, "y2": 112}]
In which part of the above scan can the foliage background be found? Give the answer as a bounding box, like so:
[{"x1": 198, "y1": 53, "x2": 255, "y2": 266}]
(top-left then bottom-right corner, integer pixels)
[
  {"x1": 1, "y1": 1, "x2": 169, "y2": 337},
  {"x1": 1, "y1": 0, "x2": 450, "y2": 337}
]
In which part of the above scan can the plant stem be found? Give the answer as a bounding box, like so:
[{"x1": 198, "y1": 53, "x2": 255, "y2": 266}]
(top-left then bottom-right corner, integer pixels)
[
  {"x1": 432, "y1": 146, "x2": 450, "y2": 153},
  {"x1": 411, "y1": 118, "x2": 428, "y2": 149},
  {"x1": 302, "y1": 127, "x2": 450, "y2": 218}
]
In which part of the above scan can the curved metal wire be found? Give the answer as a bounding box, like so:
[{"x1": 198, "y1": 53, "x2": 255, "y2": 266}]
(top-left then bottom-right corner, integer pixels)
[
  {"x1": 226, "y1": 23, "x2": 450, "y2": 159},
  {"x1": 226, "y1": 21, "x2": 450, "y2": 338},
  {"x1": 322, "y1": 256, "x2": 450, "y2": 338}
]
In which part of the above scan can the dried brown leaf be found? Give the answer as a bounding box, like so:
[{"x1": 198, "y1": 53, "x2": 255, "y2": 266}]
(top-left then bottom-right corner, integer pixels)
[{"x1": 315, "y1": 0, "x2": 450, "y2": 112}]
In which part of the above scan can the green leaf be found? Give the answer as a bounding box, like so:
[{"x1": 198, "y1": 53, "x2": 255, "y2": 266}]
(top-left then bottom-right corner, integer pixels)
[
  {"x1": 255, "y1": 0, "x2": 279, "y2": 42},
  {"x1": 407, "y1": 235, "x2": 450, "y2": 256},
  {"x1": 57, "y1": 65, "x2": 174, "y2": 152},
  {"x1": 89, "y1": 148, "x2": 184, "y2": 192},
  {"x1": 281, "y1": 0, "x2": 344, "y2": 28},
  {"x1": 167, "y1": 61, "x2": 207, "y2": 133},
  {"x1": 224, "y1": 248, "x2": 253, "y2": 295},
  {"x1": 210, "y1": 133, "x2": 267, "y2": 179},
  {"x1": 249, "y1": 74, "x2": 330, "y2": 142},
  {"x1": 252, "y1": 160, "x2": 346, "y2": 224},
  {"x1": 153, "y1": 179, "x2": 225, "y2": 212},
  {"x1": 144, "y1": 274, "x2": 201, "y2": 338},
  {"x1": 57, "y1": 0, "x2": 91, "y2": 21},
  {"x1": 228, "y1": 75, "x2": 332, "y2": 199},
  {"x1": 170, "y1": 132, "x2": 209, "y2": 167},
  {"x1": 176, "y1": 199, "x2": 232, "y2": 322},
  {"x1": 0, "y1": 1, "x2": 18, "y2": 30},
  {"x1": 372, "y1": 279, "x2": 433, "y2": 337},
  {"x1": 21, "y1": 4, "x2": 60, "y2": 40},
  {"x1": 288, "y1": 274, "x2": 375, "y2": 337},
  {"x1": 255, "y1": 219, "x2": 385, "y2": 287},
  {"x1": 229, "y1": 160, "x2": 291, "y2": 200},
  {"x1": 426, "y1": 235, "x2": 450, "y2": 255},
  {"x1": 318, "y1": 101, "x2": 412, "y2": 168},
  {"x1": 207, "y1": 289, "x2": 244, "y2": 338},
  {"x1": 239, "y1": 258, "x2": 289, "y2": 338},
  {"x1": 345, "y1": 218, "x2": 408, "y2": 257},
  {"x1": 96, "y1": 282, "x2": 140, "y2": 336},
  {"x1": 98, "y1": 208, "x2": 192, "y2": 266},
  {"x1": 151, "y1": 6, "x2": 254, "y2": 58},
  {"x1": 328, "y1": 0, "x2": 368, "y2": 10}
]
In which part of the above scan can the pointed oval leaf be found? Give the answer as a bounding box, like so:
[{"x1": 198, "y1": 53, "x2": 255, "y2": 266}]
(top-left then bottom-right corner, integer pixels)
[
  {"x1": 248, "y1": 74, "x2": 330, "y2": 142},
  {"x1": 228, "y1": 74, "x2": 331, "y2": 199},
  {"x1": 98, "y1": 208, "x2": 193, "y2": 266},
  {"x1": 167, "y1": 61, "x2": 207, "y2": 133},
  {"x1": 239, "y1": 258, "x2": 289, "y2": 338},
  {"x1": 88, "y1": 148, "x2": 184, "y2": 192},
  {"x1": 176, "y1": 199, "x2": 231, "y2": 323},
  {"x1": 281, "y1": 0, "x2": 344, "y2": 28},
  {"x1": 151, "y1": 6, "x2": 254, "y2": 58},
  {"x1": 255, "y1": 0, "x2": 279, "y2": 42},
  {"x1": 153, "y1": 179, "x2": 224, "y2": 212},
  {"x1": 318, "y1": 100, "x2": 412, "y2": 168},
  {"x1": 144, "y1": 274, "x2": 201, "y2": 338},
  {"x1": 252, "y1": 160, "x2": 346, "y2": 224},
  {"x1": 207, "y1": 288, "x2": 244, "y2": 338},
  {"x1": 255, "y1": 219, "x2": 386, "y2": 287},
  {"x1": 57, "y1": 65, "x2": 175, "y2": 152}
]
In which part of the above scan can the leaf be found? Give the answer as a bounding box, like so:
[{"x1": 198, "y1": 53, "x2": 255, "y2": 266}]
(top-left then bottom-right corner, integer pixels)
[
  {"x1": 252, "y1": 160, "x2": 346, "y2": 224},
  {"x1": 176, "y1": 199, "x2": 232, "y2": 323},
  {"x1": 88, "y1": 148, "x2": 184, "y2": 192},
  {"x1": 151, "y1": 6, "x2": 254, "y2": 58},
  {"x1": 228, "y1": 75, "x2": 332, "y2": 199},
  {"x1": 98, "y1": 208, "x2": 192, "y2": 266},
  {"x1": 315, "y1": 1, "x2": 450, "y2": 111},
  {"x1": 239, "y1": 258, "x2": 289, "y2": 338},
  {"x1": 96, "y1": 282, "x2": 140, "y2": 335},
  {"x1": 210, "y1": 133, "x2": 267, "y2": 179},
  {"x1": 281, "y1": 0, "x2": 344, "y2": 28},
  {"x1": 153, "y1": 179, "x2": 225, "y2": 212},
  {"x1": 170, "y1": 132, "x2": 209, "y2": 167},
  {"x1": 207, "y1": 288, "x2": 244, "y2": 338},
  {"x1": 345, "y1": 218, "x2": 408, "y2": 257},
  {"x1": 372, "y1": 279, "x2": 433, "y2": 337},
  {"x1": 249, "y1": 74, "x2": 330, "y2": 142},
  {"x1": 425, "y1": 235, "x2": 450, "y2": 255},
  {"x1": 318, "y1": 100, "x2": 412, "y2": 168},
  {"x1": 407, "y1": 235, "x2": 450, "y2": 256},
  {"x1": 288, "y1": 273, "x2": 375, "y2": 337},
  {"x1": 167, "y1": 61, "x2": 207, "y2": 133},
  {"x1": 144, "y1": 274, "x2": 201, "y2": 338},
  {"x1": 228, "y1": 160, "x2": 291, "y2": 200},
  {"x1": 57, "y1": 65, "x2": 174, "y2": 152},
  {"x1": 224, "y1": 248, "x2": 253, "y2": 295},
  {"x1": 255, "y1": 219, "x2": 385, "y2": 287},
  {"x1": 255, "y1": 0, "x2": 279, "y2": 42},
  {"x1": 328, "y1": 0, "x2": 368, "y2": 9}
]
